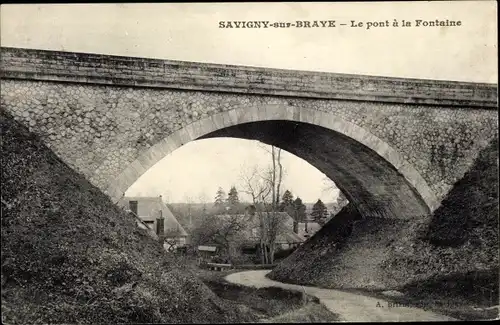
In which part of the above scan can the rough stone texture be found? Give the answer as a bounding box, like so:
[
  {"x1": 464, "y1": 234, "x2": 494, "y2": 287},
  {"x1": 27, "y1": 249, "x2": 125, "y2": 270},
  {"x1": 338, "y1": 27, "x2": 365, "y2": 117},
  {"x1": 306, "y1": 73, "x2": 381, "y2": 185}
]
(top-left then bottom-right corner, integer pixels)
[
  {"x1": 268, "y1": 204, "x2": 408, "y2": 289},
  {"x1": 269, "y1": 138, "x2": 498, "y2": 292},
  {"x1": 2, "y1": 46, "x2": 496, "y2": 106},
  {"x1": 1, "y1": 47, "x2": 498, "y2": 213},
  {"x1": 203, "y1": 121, "x2": 430, "y2": 220},
  {"x1": 0, "y1": 110, "x2": 257, "y2": 324}
]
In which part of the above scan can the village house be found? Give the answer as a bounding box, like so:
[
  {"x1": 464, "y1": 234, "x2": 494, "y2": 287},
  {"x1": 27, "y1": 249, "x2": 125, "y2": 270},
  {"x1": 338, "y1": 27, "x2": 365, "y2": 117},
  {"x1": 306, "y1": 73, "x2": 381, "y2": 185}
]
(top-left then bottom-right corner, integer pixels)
[
  {"x1": 298, "y1": 218, "x2": 322, "y2": 239},
  {"x1": 216, "y1": 210, "x2": 305, "y2": 259},
  {"x1": 119, "y1": 196, "x2": 189, "y2": 251},
  {"x1": 270, "y1": 212, "x2": 307, "y2": 250},
  {"x1": 196, "y1": 245, "x2": 219, "y2": 264}
]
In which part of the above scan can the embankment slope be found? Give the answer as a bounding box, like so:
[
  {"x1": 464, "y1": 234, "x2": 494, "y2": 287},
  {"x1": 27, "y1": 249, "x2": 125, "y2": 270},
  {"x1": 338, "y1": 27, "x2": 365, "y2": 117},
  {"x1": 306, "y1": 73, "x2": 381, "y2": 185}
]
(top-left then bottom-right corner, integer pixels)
[
  {"x1": 269, "y1": 138, "x2": 498, "y2": 302},
  {"x1": 1, "y1": 109, "x2": 256, "y2": 324}
]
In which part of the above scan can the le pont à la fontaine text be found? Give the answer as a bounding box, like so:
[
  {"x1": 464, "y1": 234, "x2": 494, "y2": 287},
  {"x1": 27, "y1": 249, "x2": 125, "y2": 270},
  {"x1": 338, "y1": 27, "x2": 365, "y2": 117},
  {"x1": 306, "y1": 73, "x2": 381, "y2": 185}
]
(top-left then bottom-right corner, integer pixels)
[{"x1": 219, "y1": 19, "x2": 462, "y2": 29}]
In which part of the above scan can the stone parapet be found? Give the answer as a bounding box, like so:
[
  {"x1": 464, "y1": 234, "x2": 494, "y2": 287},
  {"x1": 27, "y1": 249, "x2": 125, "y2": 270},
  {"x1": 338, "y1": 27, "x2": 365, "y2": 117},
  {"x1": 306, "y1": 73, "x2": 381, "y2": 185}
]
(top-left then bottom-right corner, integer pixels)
[{"x1": 1, "y1": 47, "x2": 497, "y2": 108}]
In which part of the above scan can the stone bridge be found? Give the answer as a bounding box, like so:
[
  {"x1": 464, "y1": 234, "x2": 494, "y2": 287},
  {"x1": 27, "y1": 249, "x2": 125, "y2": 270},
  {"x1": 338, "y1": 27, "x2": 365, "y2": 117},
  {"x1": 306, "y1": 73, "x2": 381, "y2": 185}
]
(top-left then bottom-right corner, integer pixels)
[{"x1": 1, "y1": 47, "x2": 497, "y2": 220}]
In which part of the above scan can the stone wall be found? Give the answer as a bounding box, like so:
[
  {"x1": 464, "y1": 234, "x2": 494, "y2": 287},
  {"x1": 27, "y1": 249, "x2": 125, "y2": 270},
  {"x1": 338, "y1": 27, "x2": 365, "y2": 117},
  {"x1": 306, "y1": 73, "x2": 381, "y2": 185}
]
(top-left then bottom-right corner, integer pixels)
[
  {"x1": 269, "y1": 205, "x2": 416, "y2": 289},
  {"x1": 269, "y1": 138, "x2": 498, "y2": 291},
  {"x1": 2, "y1": 47, "x2": 496, "y2": 106},
  {"x1": 203, "y1": 121, "x2": 431, "y2": 220},
  {"x1": 2, "y1": 79, "x2": 497, "y2": 209},
  {"x1": 1, "y1": 47, "x2": 498, "y2": 212},
  {"x1": 0, "y1": 109, "x2": 257, "y2": 324}
]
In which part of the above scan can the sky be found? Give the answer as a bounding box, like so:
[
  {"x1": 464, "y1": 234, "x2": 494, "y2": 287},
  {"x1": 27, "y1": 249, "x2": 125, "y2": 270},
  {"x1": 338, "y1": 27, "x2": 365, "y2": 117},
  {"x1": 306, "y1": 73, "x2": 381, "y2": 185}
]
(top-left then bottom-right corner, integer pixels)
[
  {"x1": 126, "y1": 138, "x2": 339, "y2": 203},
  {"x1": 1, "y1": 2, "x2": 497, "y2": 82},
  {"x1": 1, "y1": 2, "x2": 497, "y2": 203}
]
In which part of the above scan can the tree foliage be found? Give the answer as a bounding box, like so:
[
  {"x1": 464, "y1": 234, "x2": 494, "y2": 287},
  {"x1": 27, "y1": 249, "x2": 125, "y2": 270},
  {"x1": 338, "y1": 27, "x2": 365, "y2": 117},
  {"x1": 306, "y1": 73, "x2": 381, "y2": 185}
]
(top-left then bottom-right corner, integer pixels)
[
  {"x1": 279, "y1": 190, "x2": 294, "y2": 213},
  {"x1": 293, "y1": 197, "x2": 307, "y2": 222},
  {"x1": 311, "y1": 199, "x2": 328, "y2": 225},
  {"x1": 226, "y1": 186, "x2": 239, "y2": 208},
  {"x1": 190, "y1": 214, "x2": 247, "y2": 259},
  {"x1": 214, "y1": 187, "x2": 226, "y2": 210}
]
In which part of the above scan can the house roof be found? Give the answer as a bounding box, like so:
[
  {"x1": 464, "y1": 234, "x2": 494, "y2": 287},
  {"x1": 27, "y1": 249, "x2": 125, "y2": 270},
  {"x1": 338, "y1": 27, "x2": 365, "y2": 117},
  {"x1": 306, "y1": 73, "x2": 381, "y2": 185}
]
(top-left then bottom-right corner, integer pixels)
[
  {"x1": 198, "y1": 245, "x2": 217, "y2": 252},
  {"x1": 216, "y1": 211, "x2": 305, "y2": 244},
  {"x1": 276, "y1": 230, "x2": 305, "y2": 244},
  {"x1": 134, "y1": 216, "x2": 159, "y2": 240},
  {"x1": 298, "y1": 221, "x2": 322, "y2": 238},
  {"x1": 119, "y1": 196, "x2": 188, "y2": 237}
]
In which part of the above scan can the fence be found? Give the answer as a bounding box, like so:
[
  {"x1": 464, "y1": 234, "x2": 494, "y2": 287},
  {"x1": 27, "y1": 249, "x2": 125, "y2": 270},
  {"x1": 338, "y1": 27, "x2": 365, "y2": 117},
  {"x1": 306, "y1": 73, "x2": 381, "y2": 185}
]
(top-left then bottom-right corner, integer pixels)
[
  {"x1": 206, "y1": 263, "x2": 233, "y2": 271},
  {"x1": 233, "y1": 264, "x2": 278, "y2": 270}
]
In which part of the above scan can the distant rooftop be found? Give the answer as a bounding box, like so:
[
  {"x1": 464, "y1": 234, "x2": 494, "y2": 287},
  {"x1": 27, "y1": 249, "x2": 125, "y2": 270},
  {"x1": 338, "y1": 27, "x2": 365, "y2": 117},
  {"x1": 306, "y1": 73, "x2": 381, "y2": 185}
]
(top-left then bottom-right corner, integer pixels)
[{"x1": 118, "y1": 196, "x2": 188, "y2": 237}]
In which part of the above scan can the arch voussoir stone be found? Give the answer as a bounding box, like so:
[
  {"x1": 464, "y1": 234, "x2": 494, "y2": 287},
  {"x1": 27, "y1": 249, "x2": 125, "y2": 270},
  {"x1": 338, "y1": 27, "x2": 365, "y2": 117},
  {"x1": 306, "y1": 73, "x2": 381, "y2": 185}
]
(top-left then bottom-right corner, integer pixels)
[
  {"x1": 109, "y1": 104, "x2": 439, "y2": 212},
  {"x1": 1, "y1": 48, "x2": 496, "y2": 215}
]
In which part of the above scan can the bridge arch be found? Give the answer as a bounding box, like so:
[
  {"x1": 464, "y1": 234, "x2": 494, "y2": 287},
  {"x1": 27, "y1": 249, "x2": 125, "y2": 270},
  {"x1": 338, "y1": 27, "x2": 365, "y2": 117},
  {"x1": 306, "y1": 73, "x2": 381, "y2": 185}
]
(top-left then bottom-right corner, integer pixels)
[
  {"x1": 2, "y1": 47, "x2": 497, "y2": 218},
  {"x1": 107, "y1": 104, "x2": 438, "y2": 218}
]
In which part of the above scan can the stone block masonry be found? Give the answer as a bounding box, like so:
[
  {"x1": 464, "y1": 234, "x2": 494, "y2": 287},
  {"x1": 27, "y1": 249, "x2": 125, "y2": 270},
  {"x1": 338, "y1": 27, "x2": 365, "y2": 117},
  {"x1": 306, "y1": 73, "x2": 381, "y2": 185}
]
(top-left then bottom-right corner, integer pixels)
[
  {"x1": 1, "y1": 47, "x2": 498, "y2": 213},
  {"x1": 1, "y1": 47, "x2": 496, "y2": 107}
]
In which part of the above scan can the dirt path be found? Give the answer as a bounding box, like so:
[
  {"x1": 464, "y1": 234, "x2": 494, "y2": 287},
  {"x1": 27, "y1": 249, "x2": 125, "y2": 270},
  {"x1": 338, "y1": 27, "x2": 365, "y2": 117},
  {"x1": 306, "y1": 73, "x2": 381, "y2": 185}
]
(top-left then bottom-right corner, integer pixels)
[{"x1": 225, "y1": 270, "x2": 457, "y2": 322}]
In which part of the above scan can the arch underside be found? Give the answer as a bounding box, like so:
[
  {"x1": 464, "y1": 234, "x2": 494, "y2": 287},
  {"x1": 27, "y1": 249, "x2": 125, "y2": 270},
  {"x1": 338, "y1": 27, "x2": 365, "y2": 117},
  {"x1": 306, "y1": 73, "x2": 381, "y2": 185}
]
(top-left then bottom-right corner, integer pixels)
[
  {"x1": 107, "y1": 105, "x2": 437, "y2": 217},
  {"x1": 200, "y1": 121, "x2": 430, "y2": 220}
]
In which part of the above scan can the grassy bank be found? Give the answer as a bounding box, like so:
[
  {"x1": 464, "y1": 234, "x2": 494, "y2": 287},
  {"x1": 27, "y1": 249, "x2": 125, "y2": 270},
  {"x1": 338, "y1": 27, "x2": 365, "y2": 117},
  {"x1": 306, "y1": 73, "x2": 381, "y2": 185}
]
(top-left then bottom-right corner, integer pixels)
[
  {"x1": 380, "y1": 138, "x2": 499, "y2": 320},
  {"x1": 1, "y1": 110, "x2": 256, "y2": 324},
  {"x1": 262, "y1": 303, "x2": 340, "y2": 323},
  {"x1": 341, "y1": 279, "x2": 498, "y2": 321},
  {"x1": 196, "y1": 268, "x2": 340, "y2": 322},
  {"x1": 268, "y1": 138, "x2": 498, "y2": 320}
]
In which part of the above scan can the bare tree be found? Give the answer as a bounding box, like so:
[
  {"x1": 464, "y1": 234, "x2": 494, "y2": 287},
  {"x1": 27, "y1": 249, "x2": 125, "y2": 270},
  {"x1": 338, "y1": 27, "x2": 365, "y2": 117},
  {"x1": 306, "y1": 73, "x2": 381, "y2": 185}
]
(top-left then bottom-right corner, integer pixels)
[
  {"x1": 198, "y1": 190, "x2": 209, "y2": 216},
  {"x1": 274, "y1": 147, "x2": 283, "y2": 209},
  {"x1": 321, "y1": 176, "x2": 349, "y2": 217},
  {"x1": 267, "y1": 146, "x2": 285, "y2": 264},
  {"x1": 241, "y1": 164, "x2": 271, "y2": 264},
  {"x1": 198, "y1": 190, "x2": 209, "y2": 203},
  {"x1": 240, "y1": 145, "x2": 286, "y2": 264},
  {"x1": 321, "y1": 176, "x2": 339, "y2": 195},
  {"x1": 183, "y1": 194, "x2": 195, "y2": 228},
  {"x1": 190, "y1": 213, "x2": 247, "y2": 261},
  {"x1": 216, "y1": 214, "x2": 248, "y2": 259}
]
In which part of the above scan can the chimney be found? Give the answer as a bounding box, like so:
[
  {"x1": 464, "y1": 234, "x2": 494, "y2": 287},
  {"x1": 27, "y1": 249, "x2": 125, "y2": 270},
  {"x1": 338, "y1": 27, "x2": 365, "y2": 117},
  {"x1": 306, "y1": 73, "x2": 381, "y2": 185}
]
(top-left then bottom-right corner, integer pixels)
[
  {"x1": 156, "y1": 197, "x2": 165, "y2": 240},
  {"x1": 156, "y1": 210, "x2": 165, "y2": 238},
  {"x1": 129, "y1": 200, "x2": 138, "y2": 216},
  {"x1": 156, "y1": 215, "x2": 165, "y2": 238}
]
